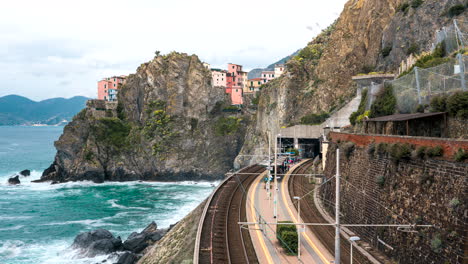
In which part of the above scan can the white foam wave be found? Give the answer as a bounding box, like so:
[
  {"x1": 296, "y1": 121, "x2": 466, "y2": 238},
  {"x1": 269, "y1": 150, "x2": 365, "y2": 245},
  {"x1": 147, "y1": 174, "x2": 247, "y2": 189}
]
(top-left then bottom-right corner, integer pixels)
[
  {"x1": 0, "y1": 239, "x2": 119, "y2": 264},
  {"x1": 0, "y1": 225, "x2": 24, "y2": 231},
  {"x1": 107, "y1": 199, "x2": 150, "y2": 210},
  {"x1": 0, "y1": 240, "x2": 24, "y2": 259}
]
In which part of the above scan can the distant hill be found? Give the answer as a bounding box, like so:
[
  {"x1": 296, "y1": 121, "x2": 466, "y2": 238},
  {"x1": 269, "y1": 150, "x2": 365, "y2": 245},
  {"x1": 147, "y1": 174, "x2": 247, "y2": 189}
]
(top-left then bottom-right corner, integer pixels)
[
  {"x1": 0, "y1": 95, "x2": 90, "y2": 125},
  {"x1": 247, "y1": 49, "x2": 300, "y2": 79}
]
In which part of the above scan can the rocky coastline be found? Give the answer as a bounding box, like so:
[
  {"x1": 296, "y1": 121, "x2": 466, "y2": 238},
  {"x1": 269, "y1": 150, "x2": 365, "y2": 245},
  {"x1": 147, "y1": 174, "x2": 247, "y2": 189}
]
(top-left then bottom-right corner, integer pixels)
[{"x1": 71, "y1": 221, "x2": 174, "y2": 264}]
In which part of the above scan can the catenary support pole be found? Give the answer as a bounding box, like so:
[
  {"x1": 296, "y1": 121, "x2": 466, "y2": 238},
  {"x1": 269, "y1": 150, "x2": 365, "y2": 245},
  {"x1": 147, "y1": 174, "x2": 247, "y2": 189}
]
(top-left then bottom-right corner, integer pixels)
[
  {"x1": 415, "y1": 67, "x2": 422, "y2": 104},
  {"x1": 335, "y1": 148, "x2": 341, "y2": 264},
  {"x1": 274, "y1": 134, "x2": 278, "y2": 221}
]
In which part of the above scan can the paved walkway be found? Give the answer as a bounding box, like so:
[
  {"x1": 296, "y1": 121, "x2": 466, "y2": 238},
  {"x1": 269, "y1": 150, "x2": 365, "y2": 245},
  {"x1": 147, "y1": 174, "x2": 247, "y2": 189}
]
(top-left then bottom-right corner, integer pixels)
[{"x1": 247, "y1": 161, "x2": 334, "y2": 264}]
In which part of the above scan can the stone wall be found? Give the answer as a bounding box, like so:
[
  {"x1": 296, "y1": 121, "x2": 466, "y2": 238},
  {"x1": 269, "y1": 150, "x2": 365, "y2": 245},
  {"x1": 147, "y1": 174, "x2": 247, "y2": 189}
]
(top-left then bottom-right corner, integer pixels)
[
  {"x1": 85, "y1": 99, "x2": 118, "y2": 119},
  {"x1": 329, "y1": 132, "x2": 468, "y2": 159},
  {"x1": 447, "y1": 118, "x2": 468, "y2": 140},
  {"x1": 320, "y1": 140, "x2": 467, "y2": 264}
]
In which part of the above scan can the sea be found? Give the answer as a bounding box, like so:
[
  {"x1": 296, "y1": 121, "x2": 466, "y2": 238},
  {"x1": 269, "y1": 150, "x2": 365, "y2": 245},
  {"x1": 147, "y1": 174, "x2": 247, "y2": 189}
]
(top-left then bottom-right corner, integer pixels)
[{"x1": 0, "y1": 126, "x2": 216, "y2": 264}]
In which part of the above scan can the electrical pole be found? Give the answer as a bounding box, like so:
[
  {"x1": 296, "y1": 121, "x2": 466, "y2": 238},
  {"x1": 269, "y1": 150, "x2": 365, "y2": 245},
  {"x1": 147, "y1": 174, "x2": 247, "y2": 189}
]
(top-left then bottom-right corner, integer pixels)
[
  {"x1": 267, "y1": 132, "x2": 271, "y2": 200},
  {"x1": 274, "y1": 134, "x2": 278, "y2": 220},
  {"x1": 335, "y1": 148, "x2": 341, "y2": 264}
]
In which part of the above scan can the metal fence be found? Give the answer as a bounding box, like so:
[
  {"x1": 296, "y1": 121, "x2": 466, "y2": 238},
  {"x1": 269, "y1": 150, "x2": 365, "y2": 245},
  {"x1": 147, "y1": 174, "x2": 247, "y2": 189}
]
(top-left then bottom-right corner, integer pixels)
[
  {"x1": 389, "y1": 54, "x2": 467, "y2": 113},
  {"x1": 434, "y1": 19, "x2": 467, "y2": 54}
]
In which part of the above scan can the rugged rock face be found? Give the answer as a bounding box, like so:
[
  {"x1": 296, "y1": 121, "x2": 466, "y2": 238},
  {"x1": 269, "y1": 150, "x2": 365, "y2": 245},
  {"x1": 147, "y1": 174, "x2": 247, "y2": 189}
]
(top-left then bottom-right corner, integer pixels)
[
  {"x1": 40, "y1": 52, "x2": 249, "y2": 182},
  {"x1": 235, "y1": 0, "x2": 464, "y2": 166},
  {"x1": 71, "y1": 229, "x2": 122, "y2": 257}
]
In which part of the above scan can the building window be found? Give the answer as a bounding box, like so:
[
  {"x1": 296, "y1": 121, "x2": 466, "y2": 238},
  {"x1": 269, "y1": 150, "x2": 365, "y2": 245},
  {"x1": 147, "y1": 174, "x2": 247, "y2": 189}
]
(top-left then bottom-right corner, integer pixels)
[
  {"x1": 236, "y1": 89, "x2": 238, "y2": 92},
  {"x1": 222, "y1": 78, "x2": 224, "y2": 81},
  {"x1": 232, "y1": 66, "x2": 235, "y2": 69},
  {"x1": 272, "y1": 75, "x2": 275, "y2": 78},
  {"x1": 104, "y1": 84, "x2": 107, "y2": 88},
  {"x1": 114, "y1": 78, "x2": 116, "y2": 82},
  {"x1": 114, "y1": 84, "x2": 116, "y2": 87}
]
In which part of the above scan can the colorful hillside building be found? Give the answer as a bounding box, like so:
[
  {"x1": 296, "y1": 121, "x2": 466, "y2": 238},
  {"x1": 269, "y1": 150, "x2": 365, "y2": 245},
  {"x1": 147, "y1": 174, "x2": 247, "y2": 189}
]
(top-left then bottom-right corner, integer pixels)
[
  {"x1": 247, "y1": 78, "x2": 264, "y2": 92},
  {"x1": 97, "y1": 76, "x2": 126, "y2": 101},
  {"x1": 211, "y1": 69, "x2": 227, "y2": 87},
  {"x1": 261, "y1": 71, "x2": 275, "y2": 84},
  {"x1": 274, "y1": 64, "x2": 285, "y2": 77},
  {"x1": 226, "y1": 63, "x2": 245, "y2": 105}
]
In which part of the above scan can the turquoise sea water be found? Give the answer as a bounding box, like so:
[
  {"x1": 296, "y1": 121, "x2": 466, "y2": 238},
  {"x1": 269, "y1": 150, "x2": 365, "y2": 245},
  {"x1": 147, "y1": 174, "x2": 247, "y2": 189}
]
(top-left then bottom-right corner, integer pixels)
[{"x1": 0, "y1": 126, "x2": 216, "y2": 264}]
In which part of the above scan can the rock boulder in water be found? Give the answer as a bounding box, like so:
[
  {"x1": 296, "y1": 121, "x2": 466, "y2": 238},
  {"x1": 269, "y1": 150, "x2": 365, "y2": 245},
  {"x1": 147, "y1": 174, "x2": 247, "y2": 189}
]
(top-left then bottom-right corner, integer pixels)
[
  {"x1": 116, "y1": 252, "x2": 138, "y2": 264},
  {"x1": 8, "y1": 175, "x2": 20, "y2": 185},
  {"x1": 71, "y1": 229, "x2": 122, "y2": 257},
  {"x1": 19, "y1": 170, "x2": 30, "y2": 176},
  {"x1": 123, "y1": 221, "x2": 167, "y2": 253}
]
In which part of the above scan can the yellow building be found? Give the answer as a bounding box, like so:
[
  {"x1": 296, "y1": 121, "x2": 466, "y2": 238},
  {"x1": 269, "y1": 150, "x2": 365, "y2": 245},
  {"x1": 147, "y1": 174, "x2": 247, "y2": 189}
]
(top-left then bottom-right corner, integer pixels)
[{"x1": 246, "y1": 78, "x2": 264, "y2": 93}]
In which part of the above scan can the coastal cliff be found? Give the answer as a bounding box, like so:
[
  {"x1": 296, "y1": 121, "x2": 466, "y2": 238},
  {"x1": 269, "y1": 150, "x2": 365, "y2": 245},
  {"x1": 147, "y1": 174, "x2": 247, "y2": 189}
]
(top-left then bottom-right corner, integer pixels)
[{"x1": 40, "y1": 52, "x2": 249, "y2": 183}]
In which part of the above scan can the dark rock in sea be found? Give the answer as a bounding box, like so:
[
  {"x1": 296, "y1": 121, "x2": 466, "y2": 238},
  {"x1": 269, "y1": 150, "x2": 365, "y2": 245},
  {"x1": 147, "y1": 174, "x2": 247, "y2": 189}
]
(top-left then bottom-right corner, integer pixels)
[
  {"x1": 19, "y1": 169, "x2": 31, "y2": 176},
  {"x1": 123, "y1": 222, "x2": 167, "y2": 253},
  {"x1": 51, "y1": 181, "x2": 59, "y2": 185},
  {"x1": 71, "y1": 229, "x2": 122, "y2": 257},
  {"x1": 115, "y1": 252, "x2": 138, "y2": 264},
  {"x1": 8, "y1": 175, "x2": 20, "y2": 185}
]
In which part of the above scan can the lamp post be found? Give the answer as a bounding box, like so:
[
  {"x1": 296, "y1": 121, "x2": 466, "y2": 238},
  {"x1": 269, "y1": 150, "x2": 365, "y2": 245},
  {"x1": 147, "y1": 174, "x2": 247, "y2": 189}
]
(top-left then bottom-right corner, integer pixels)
[
  {"x1": 293, "y1": 196, "x2": 301, "y2": 262},
  {"x1": 349, "y1": 236, "x2": 360, "y2": 264}
]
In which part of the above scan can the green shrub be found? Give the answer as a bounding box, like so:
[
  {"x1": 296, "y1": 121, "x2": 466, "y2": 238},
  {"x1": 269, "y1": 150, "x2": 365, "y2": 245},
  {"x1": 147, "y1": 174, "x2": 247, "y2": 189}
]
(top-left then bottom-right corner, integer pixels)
[
  {"x1": 276, "y1": 221, "x2": 298, "y2": 254},
  {"x1": 214, "y1": 117, "x2": 242, "y2": 136},
  {"x1": 447, "y1": 4, "x2": 466, "y2": 17},
  {"x1": 376, "y1": 175, "x2": 386, "y2": 188},
  {"x1": 431, "y1": 235, "x2": 443, "y2": 253},
  {"x1": 367, "y1": 143, "x2": 376, "y2": 156},
  {"x1": 350, "y1": 89, "x2": 368, "y2": 125},
  {"x1": 376, "y1": 143, "x2": 389, "y2": 155},
  {"x1": 143, "y1": 102, "x2": 177, "y2": 155},
  {"x1": 407, "y1": 43, "x2": 420, "y2": 55},
  {"x1": 411, "y1": 0, "x2": 424, "y2": 8},
  {"x1": 381, "y1": 46, "x2": 393, "y2": 57},
  {"x1": 116, "y1": 101, "x2": 125, "y2": 120},
  {"x1": 454, "y1": 148, "x2": 468, "y2": 162},
  {"x1": 449, "y1": 198, "x2": 460, "y2": 208},
  {"x1": 223, "y1": 105, "x2": 241, "y2": 112},
  {"x1": 297, "y1": 44, "x2": 323, "y2": 62},
  {"x1": 92, "y1": 118, "x2": 132, "y2": 150},
  {"x1": 342, "y1": 142, "x2": 355, "y2": 159},
  {"x1": 281, "y1": 231, "x2": 298, "y2": 255},
  {"x1": 370, "y1": 84, "x2": 396, "y2": 118},
  {"x1": 84, "y1": 150, "x2": 94, "y2": 161},
  {"x1": 300, "y1": 112, "x2": 330, "y2": 125},
  {"x1": 426, "y1": 146, "x2": 444, "y2": 157},
  {"x1": 397, "y1": 3, "x2": 410, "y2": 13},
  {"x1": 251, "y1": 94, "x2": 260, "y2": 105},
  {"x1": 413, "y1": 146, "x2": 427, "y2": 159},
  {"x1": 430, "y1": 95, "x2": 448, "y2": 112},
  {"x1": 446, "y1": 91, "x2": 468, "y2": 119},
  {"x1": 389, "y1": 143, "x2": 413, "y2": 161}
]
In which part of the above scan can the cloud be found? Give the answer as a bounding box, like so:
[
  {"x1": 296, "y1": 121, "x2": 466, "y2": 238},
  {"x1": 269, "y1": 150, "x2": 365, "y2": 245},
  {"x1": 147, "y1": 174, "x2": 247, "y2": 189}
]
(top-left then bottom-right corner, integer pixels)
[{"x1": 0, "y1": 0, "x2": 348, "y2": 100}]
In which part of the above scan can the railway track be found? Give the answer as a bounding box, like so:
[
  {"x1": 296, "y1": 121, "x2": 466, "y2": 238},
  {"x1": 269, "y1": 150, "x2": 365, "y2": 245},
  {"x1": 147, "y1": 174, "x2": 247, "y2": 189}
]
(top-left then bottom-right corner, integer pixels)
[
  {"x1": 196, "y1": 165, "x2": 265, "y2": 264},
  {"x1": 288, "y1": 160, "x2": 370, "y2": 264}
]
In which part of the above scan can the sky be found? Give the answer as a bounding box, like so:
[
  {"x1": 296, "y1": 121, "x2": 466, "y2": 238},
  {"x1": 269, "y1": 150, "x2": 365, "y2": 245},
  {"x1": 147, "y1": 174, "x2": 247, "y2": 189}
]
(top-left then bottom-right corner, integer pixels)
[{"x1": 0, "y1": 0, "x2": 348, "y2": 101}]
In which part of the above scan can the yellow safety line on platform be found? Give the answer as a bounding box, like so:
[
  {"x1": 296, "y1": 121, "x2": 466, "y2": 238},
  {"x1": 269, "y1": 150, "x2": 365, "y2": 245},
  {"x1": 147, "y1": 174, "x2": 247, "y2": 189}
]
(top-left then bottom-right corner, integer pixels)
[
  {"x1": 282, "y1": 164, "x2": 331, "y2": 264},
  {"x1": 250, "y1": 172, "x2": 274, "y2": 264}
]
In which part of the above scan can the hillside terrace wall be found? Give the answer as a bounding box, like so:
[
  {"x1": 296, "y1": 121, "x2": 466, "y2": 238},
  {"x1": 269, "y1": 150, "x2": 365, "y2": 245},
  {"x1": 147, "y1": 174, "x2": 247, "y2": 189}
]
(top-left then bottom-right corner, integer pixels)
[
  {"x1": 329, "y1": 132, "x2": 468, "y2": 159},
  {"x1": 320, "y1": 136, "x2": 467, "y2": 264},
  {"x1": 86, "y1": 99, "x2": 118, "y2": 119}
]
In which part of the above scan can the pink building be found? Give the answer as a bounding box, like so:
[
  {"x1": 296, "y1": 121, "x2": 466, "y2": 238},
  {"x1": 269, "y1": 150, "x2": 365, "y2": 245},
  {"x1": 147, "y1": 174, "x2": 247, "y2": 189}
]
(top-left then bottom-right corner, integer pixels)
[
  {"x1": 97, "y1": 76, "x2": 126, "y2": 101},
  {"x1": 261, "y1": 71, "x2": 275, "y2": 84},
  {"x1": 211, "y1": 69, "x2": 227, "y2": 87},
  {"x1": 226, "y1": 63, "x2": 245, "y2": 105}
]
